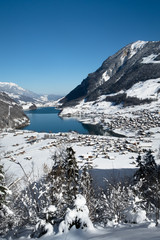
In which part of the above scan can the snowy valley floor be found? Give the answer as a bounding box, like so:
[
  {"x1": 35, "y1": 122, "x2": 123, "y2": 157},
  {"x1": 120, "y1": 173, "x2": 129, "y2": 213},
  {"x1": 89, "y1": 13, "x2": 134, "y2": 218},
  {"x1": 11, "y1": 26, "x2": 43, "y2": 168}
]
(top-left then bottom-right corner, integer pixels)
[
  {"x1": 1, "y1": 129, "x2": 160, "y2": 239},
  {"x1": 1, "y1": 102, "x2": 160, "y2": 239},
  {"x1": 1, "y1": 128, "x2": 160, "y2": 185}
]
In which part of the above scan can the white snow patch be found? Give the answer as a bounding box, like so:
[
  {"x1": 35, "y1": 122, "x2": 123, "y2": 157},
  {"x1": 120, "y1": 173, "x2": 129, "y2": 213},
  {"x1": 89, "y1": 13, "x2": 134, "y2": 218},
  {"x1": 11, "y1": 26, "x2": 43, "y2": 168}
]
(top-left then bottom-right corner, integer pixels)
[
  {"x1": 101, "y1": 70, "x2": 110, "y2": 82},
  {"x1": 40, "y1": 95, "x2": 48, "y2": 102},
  {"x1": 0, "y1": 82, "x2": 25, "y2": 91},
  {"x1": 129, "y1": 40, "x2": 147, "y2": 59},
  {"x1": 126, "y1": 78, "x2": 160, "y2": 99},
  {"x1": 58, "y1": 194, "x2": 94, "y2": 234},
  {"x1": 125, "y1": 209, "x2": 147, "y2": 224},
  {"x1": 142, "y1": 54, "x2": 160, "y2": 64}
]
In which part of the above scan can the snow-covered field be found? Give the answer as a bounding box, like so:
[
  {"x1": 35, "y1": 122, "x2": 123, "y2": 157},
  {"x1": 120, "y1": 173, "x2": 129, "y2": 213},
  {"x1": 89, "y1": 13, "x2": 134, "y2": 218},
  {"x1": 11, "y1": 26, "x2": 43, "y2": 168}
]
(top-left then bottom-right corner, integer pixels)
[
  {"x1": 38, "y1": 224, "x2": 160, "y2": 240},
  {"x1": 1, "y1": 83, "x2": 160, "y2": 239},
  {"x1": 1, "y1": 223, "x2": 159, "y2": 240},
  {"x1": 1, "y1": 124, "x2": 160, "y2": 188},
  {"x1": 1, "y1": 125, "x2": 160, "y2": 239}
]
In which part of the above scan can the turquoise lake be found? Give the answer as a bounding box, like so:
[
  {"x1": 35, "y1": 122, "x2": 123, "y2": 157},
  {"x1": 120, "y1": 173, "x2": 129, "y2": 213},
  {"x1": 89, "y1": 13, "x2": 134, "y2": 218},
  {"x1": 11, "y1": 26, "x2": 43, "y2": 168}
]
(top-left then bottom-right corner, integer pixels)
[{"x1": 23, "y1": 107, "x2": 92, "y2": 134}]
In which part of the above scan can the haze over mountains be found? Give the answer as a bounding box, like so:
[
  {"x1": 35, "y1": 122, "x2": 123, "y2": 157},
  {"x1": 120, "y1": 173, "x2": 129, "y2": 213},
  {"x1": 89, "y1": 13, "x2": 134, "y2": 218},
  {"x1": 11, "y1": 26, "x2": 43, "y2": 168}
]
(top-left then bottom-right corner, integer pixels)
[
  {"x1": 61, "y1": 41, "x2": 160, "y2": 111},
  {"x1": 0, "y1": 82, "x2": 62, "y2": 105},
  {"x1": 0, "y1": 82, "x2": 62, "y2": 128}
]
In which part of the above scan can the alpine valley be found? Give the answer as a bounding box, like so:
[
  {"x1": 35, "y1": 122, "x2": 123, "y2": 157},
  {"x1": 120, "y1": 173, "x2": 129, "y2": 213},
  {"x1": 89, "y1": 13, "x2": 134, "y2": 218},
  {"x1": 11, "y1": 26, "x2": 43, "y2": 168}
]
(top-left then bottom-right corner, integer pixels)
[
  {"x1": 0, "y1": 82, "x2": 62, "y2": 128},
  {"x1": 1, "y1": 41, "x2": 160, "y2": 240},
  {"x1": 60, "y1": 40, "x2": 160, "y2": 137}
]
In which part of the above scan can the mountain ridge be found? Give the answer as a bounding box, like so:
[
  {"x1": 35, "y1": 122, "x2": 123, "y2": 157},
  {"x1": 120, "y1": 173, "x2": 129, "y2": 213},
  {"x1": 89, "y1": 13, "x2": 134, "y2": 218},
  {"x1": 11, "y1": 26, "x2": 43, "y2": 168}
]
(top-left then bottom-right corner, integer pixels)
[
  {"x1": 61, "y1": 40, "x2": 160, "y2": 108},
  {"x1": 0, "y1": 92, "x2": 29, "y2": 129},
  {"x1": 0, "y1": 82, "x2": 62, "y2": 105}
]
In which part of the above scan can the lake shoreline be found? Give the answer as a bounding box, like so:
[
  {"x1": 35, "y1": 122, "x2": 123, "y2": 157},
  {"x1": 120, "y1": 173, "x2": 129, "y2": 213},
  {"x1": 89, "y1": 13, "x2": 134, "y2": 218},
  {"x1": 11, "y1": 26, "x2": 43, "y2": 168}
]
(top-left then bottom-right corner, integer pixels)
[{"x1": 22, "y1": 107, "x2": 125, "y2": 137}]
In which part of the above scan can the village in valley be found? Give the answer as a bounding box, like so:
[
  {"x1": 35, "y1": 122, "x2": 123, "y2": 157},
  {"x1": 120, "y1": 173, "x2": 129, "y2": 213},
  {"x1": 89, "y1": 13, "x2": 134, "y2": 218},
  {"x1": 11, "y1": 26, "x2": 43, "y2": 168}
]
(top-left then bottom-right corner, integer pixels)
[{"x1": 1, "y1": 102, "x2": 160, "y2": 187}]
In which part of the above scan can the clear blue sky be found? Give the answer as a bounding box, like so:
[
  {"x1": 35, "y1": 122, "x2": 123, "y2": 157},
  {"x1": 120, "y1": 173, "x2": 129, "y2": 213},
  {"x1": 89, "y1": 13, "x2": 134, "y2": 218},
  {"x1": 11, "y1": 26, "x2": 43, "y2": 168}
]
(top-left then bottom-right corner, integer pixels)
[{"x1": 0, "y1": 0, "x2": 160, "y2": 95}]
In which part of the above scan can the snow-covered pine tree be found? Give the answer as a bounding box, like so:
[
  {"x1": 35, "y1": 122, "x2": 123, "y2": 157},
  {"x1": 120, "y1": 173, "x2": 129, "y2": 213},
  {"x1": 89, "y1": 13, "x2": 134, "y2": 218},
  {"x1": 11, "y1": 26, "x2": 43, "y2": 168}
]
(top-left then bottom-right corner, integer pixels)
[
  {"x1": 80, "y1": 163, "x2": 95, "y2": 221},
  {"x1": 43, "y1": 146, "x2": 80, "y2": 226},
  {"x1": 46, "y1": 149, "x2": 66, "y2": 224},
  {"x1": 134, "y1": 150, "x2": 157, "y2": 183},
  {"x1": 124, "y1": 183, "x2": 147, "y2": 224},
  {"x1": 58, "y1": 194, "x2": 94, "y2": 233},
  {"x1": 63, "y1": 147, "x2": 79, "y2": 205},
  {"x1": 133, "y1": 150, "x2": 159, "y2": 220},
  {"x1": 0, "y1": 163, "x2": 7, "y2": 209},
  {"x1": 0, "y1": 162, "x2": 13, "y2": 235}
]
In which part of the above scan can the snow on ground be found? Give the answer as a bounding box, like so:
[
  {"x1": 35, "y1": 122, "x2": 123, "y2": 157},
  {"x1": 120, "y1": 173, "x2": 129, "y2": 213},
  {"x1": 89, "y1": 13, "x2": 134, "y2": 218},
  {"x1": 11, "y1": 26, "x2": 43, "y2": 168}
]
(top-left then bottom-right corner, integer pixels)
[
  {"x1": 0, "y1": 223, "x2": 160, "y2": 240},
  {"x1": 1, "y1": 126, "x2": 160, "y2": 188},
  {"x1": 126, "y1": 78, "x2": 160, "y2": 99},
  {"x1": 60, "y1": 79, "x2": 160, "y2": 119},
  {"x1": 0, "y1": 131, "x2": 55, "y2": 183},
  {"x1": 1, "y1": 87, "x2": 160, "y2": 186},
  {"x1": 1, "y1": 101, "x2": 160, "y2": 239},
  {"x1": 22, "y1": 101, "x2": 58, "y2": 110},
  {"x1": 60, "y1": 99, "x2": 118, "y2": 117},
  {"x1": 22, "y1": 223, "x2": 160, "y2": 240}
]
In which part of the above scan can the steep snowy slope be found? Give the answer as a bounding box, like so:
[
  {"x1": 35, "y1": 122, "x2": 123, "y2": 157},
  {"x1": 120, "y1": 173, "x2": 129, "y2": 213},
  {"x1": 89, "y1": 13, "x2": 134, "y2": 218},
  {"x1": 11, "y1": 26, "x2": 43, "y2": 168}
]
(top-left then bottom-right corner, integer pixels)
[
  {"x1": 61, "y1": 41, "x2": 160, "y2": 108},
  {"x1": 0, "y1": 92, "x2": 29, "y2": 129},
  {"x1": 0, "y1": 82, "x2": 62, "y2": 106}
]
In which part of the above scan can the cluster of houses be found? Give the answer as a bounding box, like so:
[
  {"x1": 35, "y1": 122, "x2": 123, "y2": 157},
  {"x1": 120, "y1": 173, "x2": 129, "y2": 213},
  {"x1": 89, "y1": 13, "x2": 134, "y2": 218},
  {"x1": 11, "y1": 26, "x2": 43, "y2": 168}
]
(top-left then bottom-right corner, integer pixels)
[
  {"x1": 1, "y1": 106, "x2": 158, "y2": 169},
  {"x1": 28, "y1": 131, "x2": 153, "y2": 162},
  {"x1": 98, "y1": 109, "x2": 160, "y2": 136}
]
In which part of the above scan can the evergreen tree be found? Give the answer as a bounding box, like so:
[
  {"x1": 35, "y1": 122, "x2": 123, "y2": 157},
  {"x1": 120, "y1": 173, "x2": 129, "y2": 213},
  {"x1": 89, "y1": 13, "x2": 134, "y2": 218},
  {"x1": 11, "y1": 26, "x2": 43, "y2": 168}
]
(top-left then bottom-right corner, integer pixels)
[
  {"x1": 133, "y1": 150, "x2": 159, "y2": 221},
  {"x1": 44, "y1": 146, "x2": 80, "y2": 226},
  {"x1": 134, "y1": 150, "x2": 157, "y2": 183},
  {"x1": 0, "y1": 163, "x2": 7, "y2": 209},
  {"x1": 80, "y1": 164, "x2": 95, "y2": 220},
  {"x1": 47, "y1": 150, "x2": 66, "y2": 224},
  {"x1": 0, "y1": 162, "x2": 13, "y2": 236},
  {"x1": 64, "y1": 147, "x2": 79, "y2": 204}
]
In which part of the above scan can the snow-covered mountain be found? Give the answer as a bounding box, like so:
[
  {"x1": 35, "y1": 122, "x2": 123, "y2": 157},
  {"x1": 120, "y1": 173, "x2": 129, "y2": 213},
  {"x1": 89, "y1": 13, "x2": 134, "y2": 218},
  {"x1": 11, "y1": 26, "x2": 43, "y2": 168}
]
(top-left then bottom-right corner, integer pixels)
[
  {"x1": 0, "y1": 92, "x2": 29, "y2": 129},
  {"x1": 61, "y1": 41, "x2": 160, "y2": 112},
  {"x1": 0, "y1": 82, "x2": 41, "y2": 103},
  {"x1": 0, "y1": 82, "x2": 62, "y2": 106}
]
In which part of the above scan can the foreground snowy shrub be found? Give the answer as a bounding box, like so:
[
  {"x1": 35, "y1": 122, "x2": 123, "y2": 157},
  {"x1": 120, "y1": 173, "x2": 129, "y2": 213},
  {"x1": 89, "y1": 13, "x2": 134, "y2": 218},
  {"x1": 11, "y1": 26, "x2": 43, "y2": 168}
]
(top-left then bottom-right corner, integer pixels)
[
  {"x1": 30, "y1": 219, "x2": 53, "y2": 238},
  {"x1": 58, "y1": 194, "x2": 94, "y2": 234},
  {"x1": 125, "y1": 209, "x2": 147, "y2": 224}
]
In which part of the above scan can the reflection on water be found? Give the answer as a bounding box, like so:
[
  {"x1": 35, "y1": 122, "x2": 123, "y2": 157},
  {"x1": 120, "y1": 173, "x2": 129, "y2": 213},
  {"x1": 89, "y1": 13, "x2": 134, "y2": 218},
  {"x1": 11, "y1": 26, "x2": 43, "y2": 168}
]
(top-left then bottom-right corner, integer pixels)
[
  {"x1": 23, "y1": 107, "x2": 90, "y2": 134},
  {"x1": 23, "y1": 107, "x2": 126, "y2": 137}
]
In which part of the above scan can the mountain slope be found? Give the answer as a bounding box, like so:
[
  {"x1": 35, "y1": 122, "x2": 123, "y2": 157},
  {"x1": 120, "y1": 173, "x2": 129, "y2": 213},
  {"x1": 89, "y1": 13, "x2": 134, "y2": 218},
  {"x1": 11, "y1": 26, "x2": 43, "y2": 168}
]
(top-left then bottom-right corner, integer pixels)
[
  {"x1": 0, "y1": 82, "x2": 62, "y2": 105},
  {"x1": 61, "y1": 41, "x2": 160, "y2": 107},
  {"x1": 0, "y1": 92, "x2": 29, "y2": 129},
  {"x1": 0, "y1": 82, "x2": 41, "y2": 103}
]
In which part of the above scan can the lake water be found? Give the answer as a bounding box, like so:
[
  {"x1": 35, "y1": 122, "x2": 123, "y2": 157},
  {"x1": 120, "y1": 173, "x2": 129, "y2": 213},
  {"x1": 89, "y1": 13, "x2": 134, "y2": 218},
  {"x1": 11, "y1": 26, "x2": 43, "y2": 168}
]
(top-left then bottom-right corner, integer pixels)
[{"x1": 23, "y1": 107, "x2": 92, "y2": 134}]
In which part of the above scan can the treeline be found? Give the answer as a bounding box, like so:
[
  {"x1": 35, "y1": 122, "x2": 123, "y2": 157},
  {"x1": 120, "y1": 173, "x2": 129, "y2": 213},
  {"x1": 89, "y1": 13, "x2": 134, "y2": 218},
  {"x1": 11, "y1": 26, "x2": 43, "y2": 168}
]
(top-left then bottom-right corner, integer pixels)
[
  {"x1": 105, "y1": 93, "x2": 154, "y2": 107},
  {"x1": 0, "y1": 147, "x2": 160, "y2": 237}
]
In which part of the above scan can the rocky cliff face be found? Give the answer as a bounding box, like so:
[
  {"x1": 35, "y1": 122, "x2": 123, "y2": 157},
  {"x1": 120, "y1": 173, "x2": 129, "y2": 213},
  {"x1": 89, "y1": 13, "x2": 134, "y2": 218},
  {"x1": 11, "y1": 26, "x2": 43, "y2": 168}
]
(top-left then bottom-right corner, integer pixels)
[
  {"x1": 61, "y1": 41, "x2": 160, "y2": 107},
  {"x1": 0, "y1": 92, "x2": 29, "y2": 129}
]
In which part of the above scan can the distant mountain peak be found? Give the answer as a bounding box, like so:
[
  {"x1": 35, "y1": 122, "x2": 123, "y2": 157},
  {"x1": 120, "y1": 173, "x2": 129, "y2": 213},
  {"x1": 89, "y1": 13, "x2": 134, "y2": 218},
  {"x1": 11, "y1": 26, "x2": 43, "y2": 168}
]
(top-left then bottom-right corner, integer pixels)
[{"x1": 0, "y1": 82, "x2": 63, "y2": 106}]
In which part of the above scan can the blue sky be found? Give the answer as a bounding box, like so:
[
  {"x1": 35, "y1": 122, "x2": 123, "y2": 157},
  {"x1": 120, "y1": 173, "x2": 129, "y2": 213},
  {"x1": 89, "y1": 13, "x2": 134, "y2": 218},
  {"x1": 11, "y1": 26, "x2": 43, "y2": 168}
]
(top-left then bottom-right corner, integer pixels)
[{"x1": 0, "y1": 0, "x2": 160, "y2": 95}]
